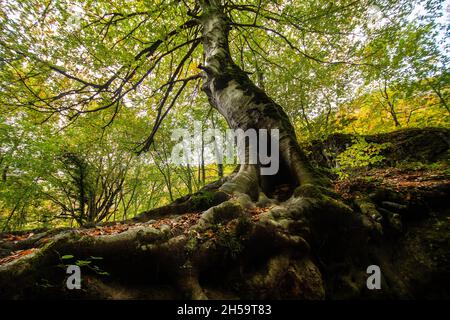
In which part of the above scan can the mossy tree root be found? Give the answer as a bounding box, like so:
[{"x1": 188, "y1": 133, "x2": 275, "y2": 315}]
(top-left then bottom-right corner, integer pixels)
[{"x1": 0, "y1": 180, "x2": 379, "y2": 300}]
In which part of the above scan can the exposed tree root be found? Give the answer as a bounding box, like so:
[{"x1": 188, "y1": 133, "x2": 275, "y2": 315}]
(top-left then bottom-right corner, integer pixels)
[{"x1": 0, "y1": 164, "x2": 449, "y2": 299}]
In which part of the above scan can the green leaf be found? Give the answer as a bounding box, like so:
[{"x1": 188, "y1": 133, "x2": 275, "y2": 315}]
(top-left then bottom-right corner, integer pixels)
[{"x1": 75, "y1": 260, "x2": 92, "y2": 266}]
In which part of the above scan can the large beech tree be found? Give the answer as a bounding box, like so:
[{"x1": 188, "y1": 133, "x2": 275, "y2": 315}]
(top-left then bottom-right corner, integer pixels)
[
  {"x1": 0, "y1": 0, "x2": 447, "y2": 299},
  {"x1": 1, "y1": 0, "x2": 428, "y2": 198}
]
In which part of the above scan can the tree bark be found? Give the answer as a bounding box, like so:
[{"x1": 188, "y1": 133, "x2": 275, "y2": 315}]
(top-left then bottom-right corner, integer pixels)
[{"x1": 199, "y1": 3, "x2": 320, "y2": 198}]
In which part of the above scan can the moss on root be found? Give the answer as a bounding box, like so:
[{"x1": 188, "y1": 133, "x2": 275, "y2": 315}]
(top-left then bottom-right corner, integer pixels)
[{"x1": 0, "y1": 155, "x2": 449, "y2": 299}]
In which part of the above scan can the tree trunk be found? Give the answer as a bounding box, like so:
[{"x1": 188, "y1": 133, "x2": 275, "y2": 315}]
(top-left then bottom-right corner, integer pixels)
[
  {"x1": 200, "y1": 4, "x2": 319, "y2": 198},
  {"x1": 388, "y1": 101, "x2": 401, "y2": 128}
]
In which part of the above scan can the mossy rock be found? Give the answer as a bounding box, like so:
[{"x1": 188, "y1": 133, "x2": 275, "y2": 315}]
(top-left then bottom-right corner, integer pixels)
[{"x1": 307, "y1": 127, "x2": 450, "y2": 168}]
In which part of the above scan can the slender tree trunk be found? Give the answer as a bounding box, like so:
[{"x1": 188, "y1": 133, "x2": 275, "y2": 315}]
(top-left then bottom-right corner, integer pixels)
[
  {"x1": 388, "y1": 101, "x2": 401, "y2": 128},
  {"x1": 201, "y1": 130, "x2": 206, "y2": 185},
  {"x1": 2, "y1": 165, "x2": 7, "y2": 182},
  {"x1": 429, "y1": 83, "x2": 449, "y2": 114},
  {"x1": 210, "y1": 112, "x2": 224, "y2": 178},
  {"x1": 381, "y1": 80, "x2": 401, "y2": 128},
  {"x1": 186, "y1": 163, "x2": 193, "y2": 194}
]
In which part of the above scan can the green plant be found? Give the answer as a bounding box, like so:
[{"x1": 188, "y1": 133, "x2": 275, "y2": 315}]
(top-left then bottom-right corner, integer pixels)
[
  {"x1": 58, "y1": 254, "x2": 109, "y2": 276},
  {"x1": 335, "y1": 137, "x2": 390, "y2": 179}
]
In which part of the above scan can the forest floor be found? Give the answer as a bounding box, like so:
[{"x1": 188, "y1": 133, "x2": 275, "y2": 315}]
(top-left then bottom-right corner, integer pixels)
[{"x1": 1, "y1": 166, "x2": 448, "y2": 264}]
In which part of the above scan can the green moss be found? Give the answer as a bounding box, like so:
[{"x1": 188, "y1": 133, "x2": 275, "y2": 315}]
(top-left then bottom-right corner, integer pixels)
[
  {"x1": 216, "y1": 228, "x2": 243, "y2": 259},
  {"x1": 185, "y1": 236, "x2": 199, "y2": 254},
  {"x1": 320, "y1": 194, "x2": 353, "y2": 215},
  {"x1": 189, "y1": 190, "x2": 217, "y2": 211},
  {"x1": 294, "y1": 184, "x2": 323, "y2": 198},
  {"x1": 294, "y1": 183, "x2": 337, "y2": 200},
  {"x1": 206, "y1": 200, "x2": 242, "y2": 224}
]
